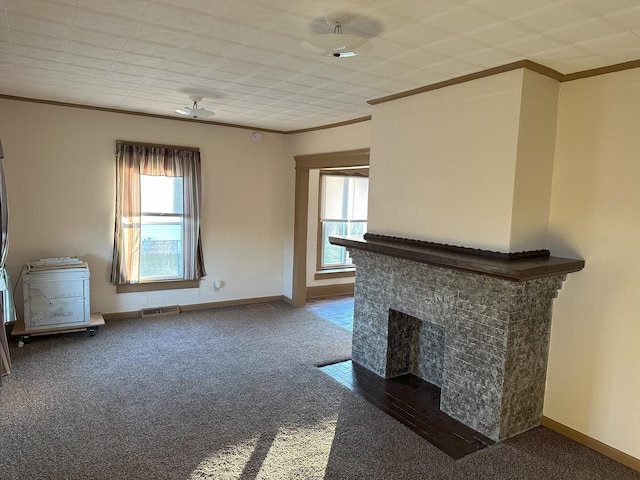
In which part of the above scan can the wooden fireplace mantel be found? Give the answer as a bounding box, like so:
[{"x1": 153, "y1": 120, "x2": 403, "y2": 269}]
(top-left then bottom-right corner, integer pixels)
[{"x1": 329, "y1": 233, "x2": 584, "y2": 282}]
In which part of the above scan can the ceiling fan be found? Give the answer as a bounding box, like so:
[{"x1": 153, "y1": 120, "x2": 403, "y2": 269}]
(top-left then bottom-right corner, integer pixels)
[
  {"x1": 175, "y1": 95, "x2": 215, "y2": 119},
  {"x1": 302, "y1": 12, "x2": 376, "y2": 58}
]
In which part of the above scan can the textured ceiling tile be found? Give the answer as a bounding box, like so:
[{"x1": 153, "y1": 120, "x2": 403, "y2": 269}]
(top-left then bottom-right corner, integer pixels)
[
  {"x1": 206, "y1": 57, "x2": 267, "y2": 77},
  {"x1": 6, "y1": 0, "x2": 75, "y2": 24},
  {"x1": 64, "y1": 53, "x2": 113, "y2": 70},
  {"x1": 10, "y1": 30, "x2": 68, "y2": 51},
  {"x1": 501, "y1": 34, "x2": 566, "y2": 56},
  {"x1": 72, "y1": 8, "x2": 136, "y2": 36},
  {"x1": 376, "y1": 0, "x2": 465, "y2": 23},
  {"x1": 75, "y1": 0, "x2": 150, "y2": 19},
  {"x1": 511, "y1": 2, "x2": 594, "y2": 33},
  {"x1": 464, "y1": 20, "x2": 535, "y2": 45},
  {"x1": 427, "y1": 58, "x2": 480, "y2": 77},
  {"x1": 370, "y1": 77, "x2": 416, "y2": 93},
  {"x1": 12, "y1": 44, "x2": 66, "y2": 62},
  {"x1": 129, "y1": 23, "x2": 190, "y2": 47},
  {"x1": 69, "y1": 27, "x2": 128, "y2": 50},
  {"x1": 60, "y1": 64, "x2": 105, "y2": 80},
  {"x1": 392, "y1": 48, "x2": 446, "y2": 69},
  {"x1": 198, "y1": 68, "x2": 243, "y2": 83},
  {"x1": 15, "y1": 84, "x2": 55, "y2": 97},
  {"x1": 15, "y1": 64, "x2": 59, "y2": 79},
  {"x1": 67, "y1": 42, "x2": 119, "y2": 61},
  {"x1": 56, "y1": 78, "x2": 97, "y2": 91},
  {"x1": 539, "y1": 55, "x2": 602, "y2": 74},
  {"x1": 393, "y1": 68, "x2": 450, "y2": 86},
  {"x1": 53, "y1": 88, "x2": 94, "y2": 102},
  {"x1": 571, "y1": 0, "x2": 640, "y2": 16},
  {"x1": 225, "y1": 45, "x2": 287, "y2": 66},
  {"x1": 60, "y1": 70, "x2": 102, "y2": 84},
  {"x1": 183, "y1": 36, "x2": 241, "y2": 57},
  {"x1": 604, "y1": 6, "x2": 640, "y2": 31},
  {"x1": 121, "y1": 38, "x2": 177, "y2": 58},
  {"x1": 221, "y1": 2, "x2": 288, "y2": 29},
  {"x1": 468, "y1": 0, "x2": 559, "y2": 19},
  {"x1": 86, "y1": 93, "x2": 128, "y2": 105},
  {"x1": 361, "y1": 60, "x2": 415, "y2": 79},
  {"x1": 102, "y1": 71, "x2": 146, "y2": 86},
  {"x1": 13, "y1": 55, "x2": 61, "y2": 72},
  {"x1": 456, "y1": 46, "x2": 520, "y2": 67},
  {"x1": 141, "y1": 2, "x2": 213, "y2": 34},
  {"x1": 8, "y1": 13, "x2": 70, "y2": 39},
  {"x1": 576, "y1": 31, "x2": 640, "y2": 56},
  {"x1": 168, "y1": 48, "x2": 217, "y2": 67},
  {"x1": 426, "y1": 35, "x2": 493, "y2": 58},
  {"x1": 110, "y1": 61, "x2": 156, "y2": 77},
  {"x1": 384, "y1": 23, "x2": 452, "y2": 46},
  {"x1": 95, "y1": 85, "x2": 135, "y2": 96},
  {"x1": 117, "y1": 51, "x2": 165, "y2": 68},
  {"x1": 162, "y1": 59, "x2": 211, "y2": 77},
  {"x1": 545, "y1": 18, "x2": 620, "y2": 44},
  {"x1": 248, "y1": 67, "x2": 297, "y2": 83},
  {"x1": 225, "y1": 82, "x2": 267, "y2": 96},
  {"x1": 427, "y1": 5, "x2": 503, "y2": 34},
  {"x1": 0, "y1": 0, "x2": 637, "y2": 131}
]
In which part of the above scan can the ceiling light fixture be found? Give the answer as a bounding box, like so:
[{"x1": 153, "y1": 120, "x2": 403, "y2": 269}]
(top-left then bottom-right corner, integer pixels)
[
  {"x1": 302, "y1": 12, "x2": 373, "y2": 58},
  {"x1": 175, "y1": 95, "x2": 215, "y2": 119}
]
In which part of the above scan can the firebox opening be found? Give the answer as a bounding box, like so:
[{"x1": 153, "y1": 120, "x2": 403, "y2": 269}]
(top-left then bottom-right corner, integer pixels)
[{"x1": 387, "y1": 309, "x2": 445, "y2": 387}]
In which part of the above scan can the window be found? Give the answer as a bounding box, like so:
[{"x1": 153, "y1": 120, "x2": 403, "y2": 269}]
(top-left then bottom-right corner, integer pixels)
[
  {"x1": 111, "y1": 142, "x2": 206, "y2": 286},
  {"x1": 140, "y1": 175, "x2": 184, "y2": 280},
  {"x1": 319, "y1": 171, "x2": 368, "y2": 269}
]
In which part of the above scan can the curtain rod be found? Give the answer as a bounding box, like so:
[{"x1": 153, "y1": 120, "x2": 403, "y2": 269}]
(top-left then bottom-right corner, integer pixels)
[{"x1": 116, "y1": 140, "x2": 200, "y2": 152}]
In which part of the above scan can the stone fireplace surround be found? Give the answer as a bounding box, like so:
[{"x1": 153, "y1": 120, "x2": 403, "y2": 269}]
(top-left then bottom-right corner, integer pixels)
[{"x1": 330, "y1": 233, "x2": 584, "y2": 442}]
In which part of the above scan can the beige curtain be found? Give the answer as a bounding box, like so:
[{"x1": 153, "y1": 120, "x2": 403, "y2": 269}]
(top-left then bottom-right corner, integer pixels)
[{"x1": 110, "y1": 142, "x2": 206, "y2": 285}]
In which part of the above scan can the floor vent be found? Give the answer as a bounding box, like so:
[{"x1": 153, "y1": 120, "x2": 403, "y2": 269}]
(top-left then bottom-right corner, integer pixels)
[
  {"x1": 246, "y1": 303, "x2": 275, "y2": 312},
  {"x1": 141, "y1": 305, "x2": 181, "y2": 318}
]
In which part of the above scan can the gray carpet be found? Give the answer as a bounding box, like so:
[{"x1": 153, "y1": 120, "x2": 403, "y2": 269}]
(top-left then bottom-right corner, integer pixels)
[{"x1": 0, "y1": 301, "x2": 637, "y2": 480}]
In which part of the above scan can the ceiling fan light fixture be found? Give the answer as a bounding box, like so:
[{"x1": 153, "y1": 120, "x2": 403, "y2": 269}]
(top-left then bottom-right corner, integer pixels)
[
  {"x1": 302, "y1": 33, "x2": 372, "y2": 57},
  {"x1": 175, "y1": 95, "x2": 215, "y2": 119},
  {"x1": 302, "y1": 12, "x2": 373, "y2": 58}
]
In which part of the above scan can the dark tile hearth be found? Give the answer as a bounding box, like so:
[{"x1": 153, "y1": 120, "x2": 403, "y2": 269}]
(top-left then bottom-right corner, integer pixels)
[{"x1": 320, "y1": 360, "x2": 494, "y2": 460}]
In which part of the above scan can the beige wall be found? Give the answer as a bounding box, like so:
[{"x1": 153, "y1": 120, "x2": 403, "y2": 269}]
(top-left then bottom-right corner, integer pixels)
[
  {"x1": 510, "y1": 69, "x2": 559, "y2": 252},
  {"x1": 0, "y1": 99, "x2": 287, "y2": 314},
  {"x1": 545, "y1": 68, "x2": 640, "y2": 459},
  {"x1": 368, "y1": 70, "x2": 524, "y2": 252}
]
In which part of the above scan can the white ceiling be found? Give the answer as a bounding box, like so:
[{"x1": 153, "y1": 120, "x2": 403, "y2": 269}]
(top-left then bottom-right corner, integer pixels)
[{"x1": 0, "y1": 0, "x2": 639, "y2": 132}]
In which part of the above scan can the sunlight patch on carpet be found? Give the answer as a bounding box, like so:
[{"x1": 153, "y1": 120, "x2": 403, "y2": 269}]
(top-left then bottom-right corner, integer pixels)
[
  {"x1": 190, "y1": 436, "x2": 260, "y2": 479},
  {"x1": 257, "y1": 414, "x2": 338, "y2": 479},
  {"x1": 189, "y1": 414, "x2": 338, "y2": 479}
]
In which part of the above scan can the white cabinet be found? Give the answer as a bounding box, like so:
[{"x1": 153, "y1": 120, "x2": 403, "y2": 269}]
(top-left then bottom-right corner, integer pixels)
[{"x1": 23, "y1": 263, "x2": 90, "y2": 331}]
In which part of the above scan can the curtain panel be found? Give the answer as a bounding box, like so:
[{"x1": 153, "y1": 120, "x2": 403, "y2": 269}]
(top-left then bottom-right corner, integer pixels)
[{"x1": 110, "y1": 143, "x2": 206, "y2": 285}]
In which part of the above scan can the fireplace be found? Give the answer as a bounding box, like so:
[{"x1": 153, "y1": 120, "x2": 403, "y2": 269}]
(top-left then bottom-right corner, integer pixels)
[{"x1": 330, "y1": 233, "x2": 584, "y2": 442}]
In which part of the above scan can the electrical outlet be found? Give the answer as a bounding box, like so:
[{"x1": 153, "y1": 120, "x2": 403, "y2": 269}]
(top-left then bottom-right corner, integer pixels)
[{"x1": 213, "y1": 280, "x2": 221, "y2": 291}]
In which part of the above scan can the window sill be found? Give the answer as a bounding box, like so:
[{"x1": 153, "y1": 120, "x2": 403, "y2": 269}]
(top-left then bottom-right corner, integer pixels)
[
  {"x1": 116, "y1": 279, "x2": 200, "y2": 293},
  {"x1": 314, "y1": 268, "x2": 355, "y2": 281}
]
